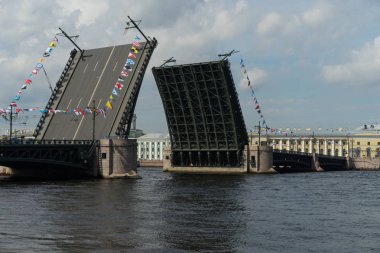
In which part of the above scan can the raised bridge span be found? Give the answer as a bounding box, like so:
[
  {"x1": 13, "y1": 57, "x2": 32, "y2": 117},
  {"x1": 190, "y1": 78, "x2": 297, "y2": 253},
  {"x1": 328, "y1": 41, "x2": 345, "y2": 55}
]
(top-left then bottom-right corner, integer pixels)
[{"x1": 35, "y1": 39, "x2": 157, "y2": 140}]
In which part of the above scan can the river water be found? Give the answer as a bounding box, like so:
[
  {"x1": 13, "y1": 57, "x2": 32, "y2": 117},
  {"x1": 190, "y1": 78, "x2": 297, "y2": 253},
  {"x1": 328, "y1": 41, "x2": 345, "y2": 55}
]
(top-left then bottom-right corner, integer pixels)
[{"x1": 0, "y1": 169, "x2": 379, "y2": 253}]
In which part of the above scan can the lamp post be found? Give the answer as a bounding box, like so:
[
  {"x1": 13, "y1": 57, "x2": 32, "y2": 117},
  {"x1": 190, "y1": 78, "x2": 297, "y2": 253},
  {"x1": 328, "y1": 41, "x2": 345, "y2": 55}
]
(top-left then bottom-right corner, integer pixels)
[{"x1": 92, "y1": 100, "x2": 96, "y2": 142}]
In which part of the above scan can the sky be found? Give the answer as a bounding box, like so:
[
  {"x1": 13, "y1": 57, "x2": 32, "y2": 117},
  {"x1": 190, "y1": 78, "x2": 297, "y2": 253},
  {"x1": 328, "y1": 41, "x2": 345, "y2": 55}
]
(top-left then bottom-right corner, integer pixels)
[{"x1": 0, "y1": 0, "x2": 380, "y2": 134}]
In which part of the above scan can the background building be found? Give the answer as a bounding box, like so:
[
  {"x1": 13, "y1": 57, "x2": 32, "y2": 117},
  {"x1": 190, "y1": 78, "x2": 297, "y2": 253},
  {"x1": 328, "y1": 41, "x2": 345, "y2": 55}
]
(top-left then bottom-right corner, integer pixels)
[
  {"x1": 137, "y1": 133, "x2": 170, "y2": 161},
  {"x1": 249, "y1": 125, "x2": 380, "y2": 158}
]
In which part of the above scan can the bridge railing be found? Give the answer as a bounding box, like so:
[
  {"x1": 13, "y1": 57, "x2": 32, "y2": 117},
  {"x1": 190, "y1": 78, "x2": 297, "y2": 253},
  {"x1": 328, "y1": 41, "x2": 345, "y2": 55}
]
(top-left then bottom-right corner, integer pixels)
[
  {"x1": 34, "y1": 49, "x2": 79, "y2": 138},
  {"x1": 274, "y1": 149, "x2": 346, "y2": 159},
  {"x1": 0, "y1": 139, "x2": 93, "y2": 146}
]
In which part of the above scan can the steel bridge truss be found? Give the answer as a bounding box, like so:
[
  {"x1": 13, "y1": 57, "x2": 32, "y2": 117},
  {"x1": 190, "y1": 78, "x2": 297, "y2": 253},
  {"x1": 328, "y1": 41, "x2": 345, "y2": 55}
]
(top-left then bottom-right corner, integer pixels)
[{"x1": 153, "y1": 60, "x2": 248, "y2": 167}]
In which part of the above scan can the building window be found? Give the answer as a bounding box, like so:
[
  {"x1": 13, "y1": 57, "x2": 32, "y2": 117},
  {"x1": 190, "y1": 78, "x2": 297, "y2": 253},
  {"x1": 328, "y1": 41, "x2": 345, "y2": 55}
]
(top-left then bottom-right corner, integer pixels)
[
  {"x1": 366, "y1": 147, "x2": 371, "y2": 158},
  {"x1": 378, "y1": 142, "x2": 380, "y2": 146},
  {"x1": 335, "y1": 149, "x2": 339, "y2": 156},
  {"x1": 102, "y1": 153, "x2": 107, "y2": 159},
  {"x1": 354, "y1": 148, "x2": 361, "y2": 158},
  {"x1": 357, "y1": 142, "x2": 360, "y2": 145},
  {"x1": 376, "y1": 148, "x2": 380, "y2": 157}
]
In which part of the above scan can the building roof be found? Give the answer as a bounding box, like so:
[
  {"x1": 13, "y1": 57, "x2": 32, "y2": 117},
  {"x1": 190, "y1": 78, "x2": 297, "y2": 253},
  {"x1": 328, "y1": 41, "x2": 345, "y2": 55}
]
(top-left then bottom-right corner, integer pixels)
[{"x1": 137, "y1": 133, "x2": 169, "y2": 141}]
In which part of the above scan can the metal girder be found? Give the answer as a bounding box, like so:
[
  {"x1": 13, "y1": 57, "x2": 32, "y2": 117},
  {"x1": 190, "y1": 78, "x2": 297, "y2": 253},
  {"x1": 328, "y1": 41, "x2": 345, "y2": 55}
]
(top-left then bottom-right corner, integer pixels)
[{"x1": 153, "y1": 60, "x2": 248, "y2": 167}]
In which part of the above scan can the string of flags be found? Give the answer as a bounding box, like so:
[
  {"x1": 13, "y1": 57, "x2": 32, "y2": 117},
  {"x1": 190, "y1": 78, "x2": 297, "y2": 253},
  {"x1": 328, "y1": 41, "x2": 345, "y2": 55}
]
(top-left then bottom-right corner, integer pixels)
[
  {"x1": 9, "y1": 35, "x2": 59, "y2": 108},
  {"x1": 240, "y1": 58, "x2": 269, "y2": 128},
  {"x1": 0, "y1": 107, "x2": 106, "y2": 119},
  {"x1": 104, "y1": 35, "x2": 142, "y2": 111},
  {"x1": 1, "y1": 35, "x2": 143, "y2": 121}
]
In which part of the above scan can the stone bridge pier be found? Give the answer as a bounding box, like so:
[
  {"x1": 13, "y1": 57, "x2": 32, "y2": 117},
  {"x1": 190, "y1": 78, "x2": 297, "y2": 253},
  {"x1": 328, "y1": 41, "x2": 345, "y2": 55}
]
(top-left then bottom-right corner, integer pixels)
[
  {"x1": 245, "y1": 145, "x2": 275, "y2": 173},
  {"x1": 97, "y1": 139, "x2": 140, "y2": 179}
]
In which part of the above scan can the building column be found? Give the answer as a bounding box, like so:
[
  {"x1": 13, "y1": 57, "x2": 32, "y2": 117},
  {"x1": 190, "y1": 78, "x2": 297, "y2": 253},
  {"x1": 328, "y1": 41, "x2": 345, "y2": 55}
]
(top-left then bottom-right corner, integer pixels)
[
  {"x1": 301, "y1": 139, "x2": 305, "y2": 152},
  {"x1": 338, "y1": 140, "x2": 343, "y2": 156},
  {"x1": 309, "y1": 138, "x2": 313, "y2": 154},
  {"x1": 149, "y1": 142, "x2": 152, "y2": 160},
  {"x1": 317, "y1": 140, "x2": 320, "y2": 154},
  {"x1": 279, "y1": 139, "x2": 283, "y2": 150},
  {"x1": 324, "y1": 139, "x2": 328, "y2": 155},
  {"x1": 332, "y1": 140, "x2": 335, "y2": 156},
  {"x1": 286, "y1": 139, "x2": 290, "y2": 151}
]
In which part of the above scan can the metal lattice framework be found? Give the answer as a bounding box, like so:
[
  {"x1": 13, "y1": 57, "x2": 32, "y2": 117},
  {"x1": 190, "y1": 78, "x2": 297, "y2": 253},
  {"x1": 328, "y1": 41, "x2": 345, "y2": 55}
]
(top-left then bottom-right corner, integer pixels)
[{"x1": 152, "y1": 60, "x2": 248, "y2": 167}]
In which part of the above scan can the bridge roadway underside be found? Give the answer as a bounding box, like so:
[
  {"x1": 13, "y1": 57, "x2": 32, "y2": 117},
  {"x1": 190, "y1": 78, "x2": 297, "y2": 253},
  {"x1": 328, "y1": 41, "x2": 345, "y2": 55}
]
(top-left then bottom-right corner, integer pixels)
[
  {"x1": 0, "y1": 141, "x2": 95, "y2": 178},
  {"x1": 272, "y1": 151, "x2": 348, "y2": 172},
  {"x1": 37, "y1": 42, "x2": 150, "y2": 140}
]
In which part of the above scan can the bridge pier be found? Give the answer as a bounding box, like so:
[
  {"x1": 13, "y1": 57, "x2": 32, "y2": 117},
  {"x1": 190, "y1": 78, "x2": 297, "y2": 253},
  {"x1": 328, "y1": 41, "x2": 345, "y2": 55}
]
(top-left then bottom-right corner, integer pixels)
[
  {"x1": 97, "y1": 139, "x2": 140, "y2": 179},
  {"x1": 246, "y1": 145, "x2": 275, "y2": 173}
]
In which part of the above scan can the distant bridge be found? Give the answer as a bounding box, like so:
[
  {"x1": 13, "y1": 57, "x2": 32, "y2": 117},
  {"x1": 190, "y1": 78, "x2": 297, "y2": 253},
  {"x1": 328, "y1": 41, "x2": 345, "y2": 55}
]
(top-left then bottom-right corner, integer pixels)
[{"x1": 273, "y1": 150, "x2": 348, "y2": 172}]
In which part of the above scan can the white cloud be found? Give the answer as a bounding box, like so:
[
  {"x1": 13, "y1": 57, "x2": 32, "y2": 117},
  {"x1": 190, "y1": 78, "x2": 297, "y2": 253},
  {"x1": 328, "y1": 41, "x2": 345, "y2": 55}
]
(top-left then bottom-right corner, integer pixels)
[
  {"x1": 302, "y1": 2, "x2": 332, "y2": 27},
  {"x1": 240, "y1": 68, "x2": 268, "y2": 90},
  {"x1": 322, "y1": 36, "x2": 380, "y2": 85},
  {"x1": 56, "y1": 0, "x2": 109, "y2": 28},
  {"x1": 257, "y1": 12, "x2": 283, "y2": 36},
  {"x1": 257, "y1": 2, "x2": 333, "y2": 38}
]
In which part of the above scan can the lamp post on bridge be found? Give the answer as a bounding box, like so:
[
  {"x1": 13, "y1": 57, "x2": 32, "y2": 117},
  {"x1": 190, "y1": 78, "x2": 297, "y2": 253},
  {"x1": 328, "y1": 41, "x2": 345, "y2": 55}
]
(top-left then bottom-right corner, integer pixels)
[{"x1": 92, "y1": 100, "x2": 96, "y2": 142}]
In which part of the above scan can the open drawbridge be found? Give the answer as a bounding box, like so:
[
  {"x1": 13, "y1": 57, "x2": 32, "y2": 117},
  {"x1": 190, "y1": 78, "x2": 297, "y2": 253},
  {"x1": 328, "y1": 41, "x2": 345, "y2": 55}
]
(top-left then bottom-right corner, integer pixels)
[
  {"x1": 34, "y1": 39, "x2": 157, "y2": 140},
  {"x1": 152, "y1": 60, "x2": 248, "y2": 167}
]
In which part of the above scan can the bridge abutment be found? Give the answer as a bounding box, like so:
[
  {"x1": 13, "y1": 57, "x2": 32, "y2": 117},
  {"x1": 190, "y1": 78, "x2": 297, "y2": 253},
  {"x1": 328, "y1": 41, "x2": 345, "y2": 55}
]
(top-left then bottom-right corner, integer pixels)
[
  {"x1": 246, "y1": 145, "x2": 275, "y2": 173},
  {"x1": 97, "y1": 139, "x2": 140, "y2": 179}
]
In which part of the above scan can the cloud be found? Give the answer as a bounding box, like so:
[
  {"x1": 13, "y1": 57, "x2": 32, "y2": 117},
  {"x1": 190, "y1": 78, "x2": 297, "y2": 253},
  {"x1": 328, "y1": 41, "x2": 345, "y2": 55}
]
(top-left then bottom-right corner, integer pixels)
[
  {"x1": 301, "y1": 2, "x2": 332, "y2": 27},
  {"x1": 257, "y1": 12, "x2": 283, "y2": 36},
  {"x1": 322, "y1": 35, "x2": 380, "y2": 85},
  {"x1": 56, "y1": 0, "x2": 109, "y2": 28},
  {"x1": 256, "y1": 2, "x2": 333, "y2": 38},
  {"x1": 240, "y1": 68, "x2": 268, "y2": 90}
]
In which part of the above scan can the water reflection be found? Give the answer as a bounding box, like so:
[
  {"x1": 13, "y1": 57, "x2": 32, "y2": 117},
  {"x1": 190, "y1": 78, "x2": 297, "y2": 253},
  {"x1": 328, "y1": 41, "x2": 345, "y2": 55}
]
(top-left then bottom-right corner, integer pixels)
[{"x1": 156, "y1": 174, "x2": 247, "y2": 252}]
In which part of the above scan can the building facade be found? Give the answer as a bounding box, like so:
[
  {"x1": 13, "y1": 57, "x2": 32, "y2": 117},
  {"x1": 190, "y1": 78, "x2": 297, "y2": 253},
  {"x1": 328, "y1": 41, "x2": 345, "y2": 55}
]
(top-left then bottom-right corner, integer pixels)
[
  {"x1": 250, "y1": 131, "x2": 380, "y2": 158},
  {"x1": 137, "y1": 133, "x2": 170, "y2": 161}
]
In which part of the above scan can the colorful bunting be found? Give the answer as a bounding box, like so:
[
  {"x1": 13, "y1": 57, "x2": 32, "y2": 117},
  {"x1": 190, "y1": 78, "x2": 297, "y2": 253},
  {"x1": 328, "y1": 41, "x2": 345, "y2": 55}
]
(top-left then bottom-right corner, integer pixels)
[
  {"x1": 7, "y1": 34, "x2": 59, "y2": 108},
  {"x1": 102, "y1": 35, "x2": 142, "y2": 114},
  {"x1": 240, "y1": 58, "x2": 269, "y2": 128}
]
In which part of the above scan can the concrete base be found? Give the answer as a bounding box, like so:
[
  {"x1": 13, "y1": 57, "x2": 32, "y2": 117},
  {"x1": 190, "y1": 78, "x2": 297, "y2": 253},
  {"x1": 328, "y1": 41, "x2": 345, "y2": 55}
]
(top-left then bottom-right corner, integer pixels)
[
  {"x1": 163, "y1": 166, "x2": 246, "y2": 174},
  {"x1": 245, "y1": 145, "x2": 275, "y2": 173},
  {"x1": 0, "y1": 166, "x2": 12, "y2": 176},
  {"x1": 349, "y1": 158, "x2": 380, "y2": 170},
  {"x1": 97, "y1": 139, "x2": 140, "y2": 179},
  {"x1": 139, "y1": 159, "x2": 163, "y2": 167}
]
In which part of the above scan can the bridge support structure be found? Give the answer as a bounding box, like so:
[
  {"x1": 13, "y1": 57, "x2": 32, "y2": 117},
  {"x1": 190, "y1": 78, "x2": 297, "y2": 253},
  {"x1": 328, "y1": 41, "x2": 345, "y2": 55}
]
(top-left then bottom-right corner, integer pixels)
[
  {"x1": 245, "y1": 145, "x2": 275, "y2": 173},
  {"x1": 96, "y1": 139, "x2": 139, "y2": 179}
]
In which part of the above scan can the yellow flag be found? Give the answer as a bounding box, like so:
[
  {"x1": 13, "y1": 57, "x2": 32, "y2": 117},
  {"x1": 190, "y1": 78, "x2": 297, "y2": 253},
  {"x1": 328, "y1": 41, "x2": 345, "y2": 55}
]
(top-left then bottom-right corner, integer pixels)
[
  {"x1": 106, "y1": 101, "x2": 113, "y2": 110},
  {"x1": 38, "y1": 58, "x2": 45, "y2": 63},
  {"x1": 49, "y1": 42, "x2": 57, "y2": 47},
  {"x1": 109, "y1": 95, "x2": 113, "y2": 100}
]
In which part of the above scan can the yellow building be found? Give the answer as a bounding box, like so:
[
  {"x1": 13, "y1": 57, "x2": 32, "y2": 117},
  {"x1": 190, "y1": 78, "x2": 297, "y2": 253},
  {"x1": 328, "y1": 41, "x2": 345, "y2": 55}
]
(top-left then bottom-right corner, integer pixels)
[{"x1": 249, "y1": 127, "x2": 380, "y2": 158}]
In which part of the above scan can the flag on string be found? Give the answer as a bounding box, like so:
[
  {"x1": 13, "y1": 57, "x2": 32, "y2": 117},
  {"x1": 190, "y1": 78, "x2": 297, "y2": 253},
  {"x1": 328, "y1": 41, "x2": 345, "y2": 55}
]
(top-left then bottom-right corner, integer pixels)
[
  {"x1": 128, "y1": 52, "x2": 136, "y2": 59},
  {"x1": 25, "y1": 79, "x2": 32, "y2": 85},
  {"x1": 120, "y1": 70, "x2": 128, "y2": 77},
  {"x1": 134, "y1": 35, "x2": 141, "y2": 40},
  {"x1": 126, "y1": 59, "x2": 135, "y2": 65},
  {"x1": 14, "y1": 95, "x2": 20, "y2": 101},
  {"x1": 132, "y1": 41, "x2": 141, "y2": 48},
  {"x1": 10, "y1": 102, "x2": 17, "y2": 107},
  {"x1": 112, "y1": 88, "x2": 119, "y2": 96},
  {"x1": 118, "y1": 77, "x2": 125, "y2": 82},
  {"x1": 106, "y1": 101, "x2": 113, "y2": 110},
  {"x1": 115, "y1": 82, "x2": 123, "y2": 90}
]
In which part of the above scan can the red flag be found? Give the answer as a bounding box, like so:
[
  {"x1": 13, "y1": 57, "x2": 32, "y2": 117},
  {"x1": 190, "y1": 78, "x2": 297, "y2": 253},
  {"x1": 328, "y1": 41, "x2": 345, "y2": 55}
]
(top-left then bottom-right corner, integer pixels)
[{"x1": 25, "y1": 79, "x2": 32, "y2": 85}]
